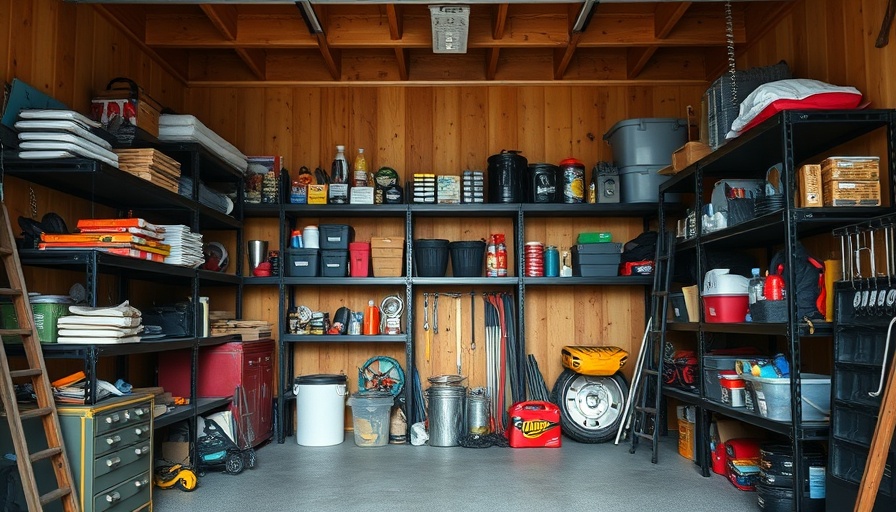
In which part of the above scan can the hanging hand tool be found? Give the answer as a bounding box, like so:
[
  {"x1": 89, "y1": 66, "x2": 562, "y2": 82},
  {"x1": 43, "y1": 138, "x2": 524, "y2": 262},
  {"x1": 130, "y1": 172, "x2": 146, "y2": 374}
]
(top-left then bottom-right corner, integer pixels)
[
  {"x1": 433, "y1": 292, "x2": 440, "y2": 334},
  {"x1": 455, "y1": 295, "x2": 463, "y2": 375},
  {"x1": 423, "y1": 293, "x2": 431, "y2": 362},
  {"x1": 470, "y1": 292, "x2": 476, "y2": 351}
]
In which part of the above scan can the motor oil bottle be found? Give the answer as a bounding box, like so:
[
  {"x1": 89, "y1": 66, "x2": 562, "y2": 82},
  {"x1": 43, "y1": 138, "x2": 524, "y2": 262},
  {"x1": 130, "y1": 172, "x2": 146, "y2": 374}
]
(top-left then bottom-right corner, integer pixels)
[
  {"x1": 329, "y1": 145, "x2": 349, "y2": 204},
  {"x1": 363, "y1": 300, "x2": 380, "y2": 335},
  {"x1": 353, "y1": 148, "x2": 369, "y2": 187}
]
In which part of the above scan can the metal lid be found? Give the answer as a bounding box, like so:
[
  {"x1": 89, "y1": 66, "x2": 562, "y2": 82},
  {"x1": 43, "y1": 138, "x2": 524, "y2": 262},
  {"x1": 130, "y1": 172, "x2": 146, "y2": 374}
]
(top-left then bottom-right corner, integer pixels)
[
  {"x1": 294, "y1": 374, "x2": 347, "y2": 385},
  {"x1": 29, "y1": 295, "x2": 73, "y2": 304}
]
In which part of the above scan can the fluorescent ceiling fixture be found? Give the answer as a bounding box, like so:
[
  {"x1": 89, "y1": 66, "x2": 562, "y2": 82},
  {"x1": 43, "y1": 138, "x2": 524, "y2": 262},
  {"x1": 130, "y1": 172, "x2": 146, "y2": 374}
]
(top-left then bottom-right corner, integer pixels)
[
  {"x1": 430, "y1": 5, "x2": 469, "y2": 54},
  {"x1": 296, "y1": 0, "x2": 323, "y2": 34}
]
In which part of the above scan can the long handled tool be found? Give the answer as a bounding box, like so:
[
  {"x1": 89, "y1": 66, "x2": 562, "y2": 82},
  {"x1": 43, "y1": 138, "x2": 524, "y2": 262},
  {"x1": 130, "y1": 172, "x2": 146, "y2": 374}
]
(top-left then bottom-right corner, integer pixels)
[{"x1": 456, "y1": 296, "x2": 462, "y2": 374}]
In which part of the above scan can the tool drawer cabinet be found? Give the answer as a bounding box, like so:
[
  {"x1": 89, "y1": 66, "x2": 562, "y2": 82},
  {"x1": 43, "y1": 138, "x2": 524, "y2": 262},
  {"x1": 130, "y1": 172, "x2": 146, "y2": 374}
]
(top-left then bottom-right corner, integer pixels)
[{"x1": 57, "y1": 394, "x2": 155, "y2": 512}]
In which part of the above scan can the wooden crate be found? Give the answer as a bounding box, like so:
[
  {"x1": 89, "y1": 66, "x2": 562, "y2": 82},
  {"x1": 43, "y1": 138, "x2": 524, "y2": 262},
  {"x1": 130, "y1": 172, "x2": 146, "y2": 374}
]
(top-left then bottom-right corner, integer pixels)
[{"x1": 371, "y1": 237, "x2": 404, "y2": 276}]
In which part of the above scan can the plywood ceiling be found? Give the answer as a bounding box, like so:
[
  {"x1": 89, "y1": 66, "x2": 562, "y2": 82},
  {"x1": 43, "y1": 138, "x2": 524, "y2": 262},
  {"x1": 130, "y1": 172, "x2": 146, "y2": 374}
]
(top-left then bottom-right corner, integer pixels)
[{"x1": 90, "y1": 1, "x2": 795, "y2": 85}]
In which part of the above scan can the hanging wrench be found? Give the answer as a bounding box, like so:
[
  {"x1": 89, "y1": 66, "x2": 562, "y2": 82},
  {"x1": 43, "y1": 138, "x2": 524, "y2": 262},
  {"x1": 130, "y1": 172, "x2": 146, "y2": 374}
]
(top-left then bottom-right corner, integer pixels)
[
  {"x1": 470, "y1": 292, "x2": 476, "y2": 351},
  {"x1": 423, "y1": 293, "x2": 431, "y2": 362},
  {"x1": 433, "y1": 293, "x2": 440, "y2": 334}
]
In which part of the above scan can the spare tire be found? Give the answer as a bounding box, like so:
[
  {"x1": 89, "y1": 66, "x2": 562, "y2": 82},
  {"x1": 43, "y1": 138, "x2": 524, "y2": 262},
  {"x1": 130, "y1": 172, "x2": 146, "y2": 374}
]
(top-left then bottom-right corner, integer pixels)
[{"x1": 550, "y1": 369, "x2": 628, "y2": 443}]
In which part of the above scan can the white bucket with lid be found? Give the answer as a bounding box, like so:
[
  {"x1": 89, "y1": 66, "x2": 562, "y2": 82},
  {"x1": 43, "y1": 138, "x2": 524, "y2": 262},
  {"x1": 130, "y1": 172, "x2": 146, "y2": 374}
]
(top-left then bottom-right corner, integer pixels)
[{"x1": 294, "y1": 374, "x2": 347, "y2": 446}]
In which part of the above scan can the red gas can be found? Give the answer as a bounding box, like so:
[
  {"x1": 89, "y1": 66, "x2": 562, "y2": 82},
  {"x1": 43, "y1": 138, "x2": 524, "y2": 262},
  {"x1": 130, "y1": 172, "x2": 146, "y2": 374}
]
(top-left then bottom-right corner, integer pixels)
[{"x1": 506, "y1": 401, "x2": 562, "y2": 448}]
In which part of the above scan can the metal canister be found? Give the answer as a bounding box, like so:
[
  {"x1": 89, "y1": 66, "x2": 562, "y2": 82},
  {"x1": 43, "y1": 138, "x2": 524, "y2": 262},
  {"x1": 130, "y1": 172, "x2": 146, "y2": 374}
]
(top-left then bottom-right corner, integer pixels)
[
  {"x1": 544, "y1": 245, "x2": 559, "y2": 277},
  {"x1": 559, "y1": 157, "x2": 585, "y2": 203}
]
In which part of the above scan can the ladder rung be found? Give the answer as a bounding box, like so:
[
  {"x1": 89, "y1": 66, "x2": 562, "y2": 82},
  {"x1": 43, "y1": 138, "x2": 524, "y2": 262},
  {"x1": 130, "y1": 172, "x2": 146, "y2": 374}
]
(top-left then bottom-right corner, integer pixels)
[
  {"x1": 642, "y1": 369, "x2": 659, "y2": 376},
  {"x1": 39, "y1": 487, "x2": 73, "y2": 507},
  {"x1": 635, "y1": 406, "x2": 658, "y2": 414},
  {"x1": 19, "y1": 407, "x2": 53, "y2": 421},
  {"x1": 0, "y1": 329, "x2": 32, "y2": 336},
  {"x1": 652, "y1": 290, "x2": 669, "y2": 297},
  {"x1": 0, "y1": 246, "x2": 12, "y2": 255},
  {"x1": 30, "y1": 447, "x2": 63, "y2": 464},
  {"x1": 657, "y1": 255, "x2": 671, "y2": 262},
  {"x1": 9, "y1": 368, "x2": 44, "y2": 379},
  {"x1": 634, "y1": 432, "x2": 655, "y2": 440},
  {"x1": 0, "y1": 287, "x2": 22, "y2": 295}
]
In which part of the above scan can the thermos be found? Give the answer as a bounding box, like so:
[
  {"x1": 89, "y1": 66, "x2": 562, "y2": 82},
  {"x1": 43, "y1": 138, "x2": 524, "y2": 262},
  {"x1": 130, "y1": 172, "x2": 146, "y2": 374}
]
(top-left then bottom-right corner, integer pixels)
[
  {"x1": 544, "y1": 246, "x2": 560, "y2": 277},
  {"x1": 559, "y1": 157, "x2": 585, "y2": 203}
]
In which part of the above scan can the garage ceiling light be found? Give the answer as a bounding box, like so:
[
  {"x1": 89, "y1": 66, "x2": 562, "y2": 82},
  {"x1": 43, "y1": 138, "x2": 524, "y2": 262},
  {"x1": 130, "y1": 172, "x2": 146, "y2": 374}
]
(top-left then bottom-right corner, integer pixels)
[{"x1": 430, "y1": 5, "x2": 470, "y2": 54}]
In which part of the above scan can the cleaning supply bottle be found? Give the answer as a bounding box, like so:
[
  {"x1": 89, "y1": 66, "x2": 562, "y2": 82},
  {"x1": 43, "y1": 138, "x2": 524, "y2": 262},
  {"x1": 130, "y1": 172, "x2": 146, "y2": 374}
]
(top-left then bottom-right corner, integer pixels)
[
  {"x1": 765, "y1": 271, "x2": 784, "y2": 301},
  {"x1": 353, "y1": 148, "x2": 369, "y2": 187},
  {"x1": 363, "y1": 300, "x2": 380, "y2": 335}
]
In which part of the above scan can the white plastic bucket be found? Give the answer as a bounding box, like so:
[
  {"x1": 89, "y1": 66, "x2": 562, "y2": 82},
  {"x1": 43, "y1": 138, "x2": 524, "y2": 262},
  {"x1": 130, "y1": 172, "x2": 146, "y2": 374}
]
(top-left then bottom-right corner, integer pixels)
[{"x1": 294, "y1": 374, "x2": 347, "y2": 446}]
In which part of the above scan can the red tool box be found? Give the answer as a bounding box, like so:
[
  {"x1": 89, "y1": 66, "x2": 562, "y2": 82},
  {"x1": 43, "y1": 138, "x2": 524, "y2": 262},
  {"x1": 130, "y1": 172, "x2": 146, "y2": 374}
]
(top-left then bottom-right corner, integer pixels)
[{"x1": 506, "y1": 401, "x2": 562, "y2": 448}]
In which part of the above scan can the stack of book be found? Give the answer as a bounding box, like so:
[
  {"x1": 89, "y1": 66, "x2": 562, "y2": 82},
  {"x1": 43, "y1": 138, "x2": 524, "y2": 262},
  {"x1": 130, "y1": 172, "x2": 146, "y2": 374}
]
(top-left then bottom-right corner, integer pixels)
[
  {"x1": 52, "y1": 371, "x2": 124, "y2": 404},
  {"x1": 39, "y1": 218, "x2": 170, "y2": 262}
]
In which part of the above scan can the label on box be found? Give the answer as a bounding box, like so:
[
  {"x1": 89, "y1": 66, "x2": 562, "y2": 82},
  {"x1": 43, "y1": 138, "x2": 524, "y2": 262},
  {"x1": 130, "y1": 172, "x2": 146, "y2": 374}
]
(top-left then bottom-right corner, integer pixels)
[
  {"x1": 350, "y1": 186, "x2": 374, "y2": 204},
  {"x1": 437, "y1": 175, "x2": 461, "y2": 204},
  {"x1": 328, "y1": 183, "x2": 349, "y2": 204},
  {"x1": 308, "y1": 184, "x2": 328, "y2": 204},
  {"x1": 798, "y1": 164, "x2": 823, "y2": 208},
  {"x1": 822, "y1": 180, "x2": 881, "y2": 206}
]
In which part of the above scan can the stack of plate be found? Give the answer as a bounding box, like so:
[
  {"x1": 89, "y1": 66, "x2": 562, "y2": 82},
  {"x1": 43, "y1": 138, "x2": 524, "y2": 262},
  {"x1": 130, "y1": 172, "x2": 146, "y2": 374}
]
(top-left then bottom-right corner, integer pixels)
[
  {"x1": 14, "y1": 109, "x2": 118, "y2": 167},
  {"x1": 753, "y1": 194, "x2": 785, "y2": 216},
  {"x1": 158, "y1": 225, "x2": 204, "y2": 267}
]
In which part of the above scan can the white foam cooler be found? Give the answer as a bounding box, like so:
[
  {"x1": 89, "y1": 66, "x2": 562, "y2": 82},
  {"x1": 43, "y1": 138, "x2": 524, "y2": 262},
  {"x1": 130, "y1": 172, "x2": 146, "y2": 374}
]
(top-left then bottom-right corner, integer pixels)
[{"x1": 294, "y1": 374, "x2": 347, "y2": 446}]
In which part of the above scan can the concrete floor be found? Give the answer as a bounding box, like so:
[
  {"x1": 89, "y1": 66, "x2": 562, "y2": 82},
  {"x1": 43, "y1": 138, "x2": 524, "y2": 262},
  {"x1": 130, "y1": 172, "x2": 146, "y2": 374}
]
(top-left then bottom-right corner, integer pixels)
[{"x1": 153, "y1": 435, "x2": 761, "y2": 512}]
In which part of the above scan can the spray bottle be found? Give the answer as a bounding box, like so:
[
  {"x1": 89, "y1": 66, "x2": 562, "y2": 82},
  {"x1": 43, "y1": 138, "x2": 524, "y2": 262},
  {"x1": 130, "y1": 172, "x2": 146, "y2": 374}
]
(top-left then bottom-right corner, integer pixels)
[{"x1": 363, "y1": 300, "x2": 380, "y2": 335}]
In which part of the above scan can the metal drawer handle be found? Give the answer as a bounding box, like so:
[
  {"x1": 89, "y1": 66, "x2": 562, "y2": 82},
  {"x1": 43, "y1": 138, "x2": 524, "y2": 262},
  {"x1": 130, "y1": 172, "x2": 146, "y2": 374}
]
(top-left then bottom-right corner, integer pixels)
[
  {"x1": 105, "y1": 435, "x2": 122, "y2": 446},
  {"x1": 105, "y1": 492, "x2": 121, "y2": 503},
  {"x1": 135, "y1": 445, "x2": 150, "y2": 456},
  {"x1": 135, "y1": 477, "x2": 150, "y2": 488},
  {"x1": 106, "y1": 457, "x2": 121, "y2": 467},
  {"x1": 105, "y1": 414, "x2": 120, "y2": 424},
  {"x1": 869, "y1": 316, "x2": 896, "y2": 397},
  {"x1": 134, "y1": 407, "x2": 148, "y2": 416},
  {"x1": 249, "y1": 360, "x2": 256, "y2": 366},
  {"x1": 134, "y1": 427, "x2": 145, "y2": 437}
]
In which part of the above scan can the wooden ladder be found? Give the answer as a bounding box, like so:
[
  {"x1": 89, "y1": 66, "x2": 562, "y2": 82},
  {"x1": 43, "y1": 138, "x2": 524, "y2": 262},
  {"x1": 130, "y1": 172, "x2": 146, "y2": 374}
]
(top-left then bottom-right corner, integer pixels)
[{"x1": 0, "y1": 202, "x2": 79, "y2": 512}]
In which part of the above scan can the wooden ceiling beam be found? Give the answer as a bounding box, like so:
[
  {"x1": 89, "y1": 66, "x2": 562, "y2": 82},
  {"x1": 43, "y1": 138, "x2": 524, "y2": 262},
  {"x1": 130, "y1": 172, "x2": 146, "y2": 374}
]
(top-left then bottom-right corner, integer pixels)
[
  {"x1": 386, "y1": 4, "x2": 403, "y2": 40},
  {"x1": 200, "y1": 4, "x2": 238, "y2": 41},
  {"x1": 626, "y1": 47, "x2": 657, "y2": 79},
  {"x1": 654, "y1": 2, "x2": 691, "y2": 39},
  {"x1": 486, "y1": 47, "x2": 500, "y2": 80},
  {"x1": 316, "y1": 35, "x2": 341, "y2": 80},
  {"x1": 553, "y1": 32, "x2": 582, "y2": 80},
  {"x1": 395, "y1": 48, "x2": 409, "y2": 81},
  {"x1": 235, "y1": 48, "x2": 267, "y2": 80},
  {"x1": 493, "y1": 4, "x2": 509, "y2": 39}
]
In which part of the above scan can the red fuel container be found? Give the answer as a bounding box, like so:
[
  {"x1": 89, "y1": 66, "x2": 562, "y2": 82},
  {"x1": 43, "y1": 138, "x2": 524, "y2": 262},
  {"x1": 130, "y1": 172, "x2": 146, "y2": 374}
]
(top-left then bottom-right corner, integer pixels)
[{"x1": 506, "y1": 401, "x2": 562, "y2": 448}]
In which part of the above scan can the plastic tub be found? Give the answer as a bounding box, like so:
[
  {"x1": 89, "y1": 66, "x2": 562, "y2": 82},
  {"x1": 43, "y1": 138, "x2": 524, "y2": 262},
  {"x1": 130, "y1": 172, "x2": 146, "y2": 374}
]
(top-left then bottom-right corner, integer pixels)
[
  {"x1": 30, "y1": 295, "x2": 73, "y2": 343},
  {"x1": 602, "y1": 117, "x2": 688, "y2": 167},
  {"x1": 414, "y1": 239, "x2": 450, "y2": 277},
  {"x1": 617, "y1": 165, "x2": 678, "y2": 203},
  {"x1": 294, "y1": 374, "x2": 347, "y2": 446},
  {"x1": 742, "y1": 373, "x2": 831, "y2": 422},
  {"x1": 449, "y1": 241, "x2": 485, "y2": 277},
  {"x1": 319, "y1": 224, "x2": 354, "y2": 250},
  {"x1": 703, "y1": 295, "x2": 749, "y2": 323},
  {"x1": 347, "y1": 391, "x2": 394, "y2": 447},
  {"x1": 702, "y1": 356, "x2": 742, "y2": 402},
  {"x1": 720, "y1": 374, "x2": 745, "y2": 407},
  {"x1": 286, "y1": 249, "x2": 320, "y2": 277},
  {"x1": 320, "y1": 250, "x2": 349, "y2": 277}
]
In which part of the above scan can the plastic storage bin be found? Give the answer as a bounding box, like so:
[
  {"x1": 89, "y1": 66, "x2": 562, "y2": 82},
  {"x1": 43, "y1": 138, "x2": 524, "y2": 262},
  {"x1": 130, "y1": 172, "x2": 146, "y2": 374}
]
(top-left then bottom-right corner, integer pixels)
[
  {"x1": 670, "y1": 292, "x2": 689, "y2": 322},
  {"x1": 602, "y1": 117, "x2": 688, "y2": 167},
  {"x1": 571, "y1": 243, "x2": 622, "y2": 277},
  {"x1": 618, "y1": 165, "x2": 677, "y2": 203},
  {"x1": 320, "y1": 250, "x2": 349, "y2": 277},
  {"x1": 347, "y1": 391, "x2": 393, "y2": 447},
  {"x1": 349, "y1": 242, "x2": 370, "y2": 277},
  {"x1": 449, "y1": 240, "x2": 485, "y2": 277},
  {"x1": 294, "y1": 374, "x2": 347, "y2": 446},
  {"x1": 319, "y1": 224, "x2": 354, "y2": 250},
  {"x1": 286, "y1": 249, "x2": 320, "y2": 277},
  {"x1": 414, "y1": 239, "x2": 450, "y2": 277},
  {"x1": 742, "y1": 373, "x2": 831, "y2": 422},
  {"x1": 703, "y1": 356, "x2": 741, "y2": 403}
]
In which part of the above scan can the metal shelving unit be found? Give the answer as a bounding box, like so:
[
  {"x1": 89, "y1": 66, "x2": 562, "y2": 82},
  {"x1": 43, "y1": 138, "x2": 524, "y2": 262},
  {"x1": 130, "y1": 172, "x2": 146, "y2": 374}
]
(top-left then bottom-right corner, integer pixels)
[
  {"x1": 657, "y1": 109, "x2": 896, "y2": 511},
  {"x1": 250, "y1": 200, "x2": 659, "y2": 444},
  {"x1": 2, "y1": 144, "x2": 245, "y2": 455}
]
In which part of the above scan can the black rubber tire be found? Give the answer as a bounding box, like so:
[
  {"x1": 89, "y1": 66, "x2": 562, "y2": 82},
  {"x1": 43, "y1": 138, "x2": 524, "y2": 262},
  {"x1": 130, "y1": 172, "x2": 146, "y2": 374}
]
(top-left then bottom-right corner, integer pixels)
[
  {"x1": 245, "y1": 449, "x2": 257, "y2": 469},
  {"x1": 550, "y1": 369, "x2": 628, "y2": 444},
  {"x1": 225, "y1": 452, "x2": 244, "y2": 474}
]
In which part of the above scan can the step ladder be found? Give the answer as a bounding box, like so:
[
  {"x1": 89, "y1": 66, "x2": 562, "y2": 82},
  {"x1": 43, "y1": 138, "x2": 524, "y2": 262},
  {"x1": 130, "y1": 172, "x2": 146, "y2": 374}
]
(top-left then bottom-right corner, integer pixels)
[
  {"x1": 629, "y1": 230, "x2": 675, "y2": 463},
  {"x1": 0, "y1": 202, "x2": 79, "y2": 512}
]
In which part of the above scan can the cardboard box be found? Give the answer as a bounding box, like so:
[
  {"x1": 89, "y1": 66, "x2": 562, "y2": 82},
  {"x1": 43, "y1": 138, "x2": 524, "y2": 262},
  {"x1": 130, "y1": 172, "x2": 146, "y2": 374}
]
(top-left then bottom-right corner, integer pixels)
[
  {"x1": 349, "y1": 186, "x2": 374, "y2": 204},
  {"x1": 682, "y1": 285, "x2": 699, "y2": 323},
  {"x1": 797, "y1": 164, "x2": 823, "y2": 208},
  {"x1": 161, "y1": 441, "x2": 190, "y2": 464},
  {"x1": 821, "y1": 156, "x2": 880, "y2": 181},
  {"x1": 677, "y1": 405, "x2": 696, "y2": 461},
  {"x1": 308, "y1": 184, "x2": 328, "y2": 204},
  {"x1": 822, "y1": 180, "x2": 881, "y2": 206},
  {"x1": 672, "y1": 141, "x2": 712, "y2": 172},
  {"x1": 436, "y1": 175, "x2": 461, "y2": 204}
]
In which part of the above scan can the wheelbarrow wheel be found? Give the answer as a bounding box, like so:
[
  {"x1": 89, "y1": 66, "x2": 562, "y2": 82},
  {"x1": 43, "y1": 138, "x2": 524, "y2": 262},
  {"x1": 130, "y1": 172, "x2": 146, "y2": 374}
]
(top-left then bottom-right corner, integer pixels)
[
  {"x1": 225, "y1": 452, "x2": 245, "y2": 474},
  {"x1": 550, "y1": 369, "x2": 628, "y2": 444},
  {"x1": 245, "y1": 449, "x2": 257, "y2": 469}
]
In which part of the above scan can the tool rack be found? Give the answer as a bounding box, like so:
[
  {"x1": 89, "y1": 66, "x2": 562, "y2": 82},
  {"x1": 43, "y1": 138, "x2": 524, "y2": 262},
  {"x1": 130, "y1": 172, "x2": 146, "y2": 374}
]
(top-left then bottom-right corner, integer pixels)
[{"x1": 656, "y1": 109, "x2": 896, "y2": 511}]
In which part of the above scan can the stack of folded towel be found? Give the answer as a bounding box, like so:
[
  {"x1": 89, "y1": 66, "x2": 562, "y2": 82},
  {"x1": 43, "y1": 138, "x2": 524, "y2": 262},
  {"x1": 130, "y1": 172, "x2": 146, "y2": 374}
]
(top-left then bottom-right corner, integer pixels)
[{"x1": 56, "y1": 301, "x2": 142, "y2": 344}]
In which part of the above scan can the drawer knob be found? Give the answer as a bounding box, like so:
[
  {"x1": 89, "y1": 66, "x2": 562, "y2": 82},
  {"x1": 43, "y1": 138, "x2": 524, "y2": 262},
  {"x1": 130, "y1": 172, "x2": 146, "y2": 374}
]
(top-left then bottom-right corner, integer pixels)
[
  {"x1": 105, "y1": 491, "x2": 121, "y2": 503},
  {"x1": 105, "y1": 414, "x2": 120, "y2": 424},
  {"x1": 134, "y1": 407, "x2": 147, "y2": 416},
  {"x1": 105, "y1": 435, "x2": 121, "y2": 446},
  {"x1": 134, "y1": 428, "x2": 145, "y2": 436},
  {"x1": 105, "y1": 457, "x2": 121, "y2": 467},
  {"x1": 135, "y1": 477, "x2": 150, "y2": 488},
  {"x1": 135, "y1": 445, "x2": 150, "y2": 455}
]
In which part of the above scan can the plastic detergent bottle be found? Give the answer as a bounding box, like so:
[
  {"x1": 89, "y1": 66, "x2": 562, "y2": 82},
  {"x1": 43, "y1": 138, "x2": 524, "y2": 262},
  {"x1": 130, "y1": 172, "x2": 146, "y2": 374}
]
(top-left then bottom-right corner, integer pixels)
[
  {"x1": 363, "y1": 300, "x2": 380, "y2": 335},
  {"x1": 748, "y1": 268, "x2": 764, "y2": 304},
  {"x1": 353, "y1": 148, "x2": 368, "y2": 187}
]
